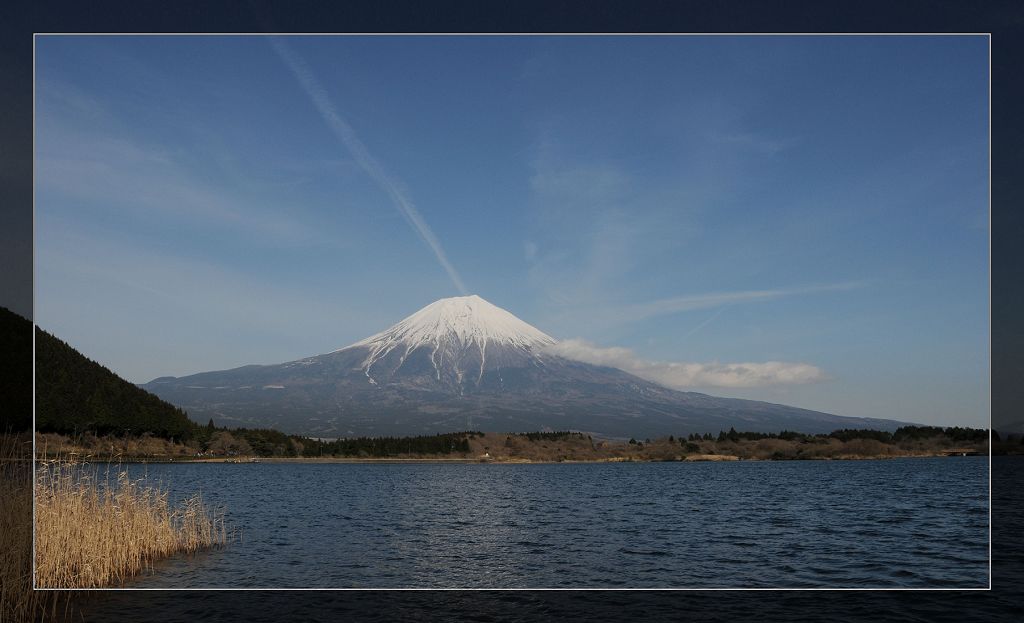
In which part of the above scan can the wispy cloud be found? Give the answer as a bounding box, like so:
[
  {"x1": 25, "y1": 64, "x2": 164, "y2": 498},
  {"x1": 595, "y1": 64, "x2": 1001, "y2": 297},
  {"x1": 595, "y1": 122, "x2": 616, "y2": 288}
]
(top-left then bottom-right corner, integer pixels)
[
  {"x1": 545, "y1": 339, "x2": 828, "y2": 389},
  {"x1": 269, "y1": 36, "x2": 468, "y2": 295},
  {"x1": 35, "y1": 222, "x2": 381, "y2": 381},
  {"x1": 37, "y1": 141, "x2": 321, "y2": 246},
  {"x1": 539, "y1": 281, "x2": 867, "y2": 336},
  {"x1": 524, "y1": 145, "x2": 661, "y2": 309},
  {"x1": 35, "y1": 81, "x2": 324, "y2": 247},
  {"x1": 529, "y1": 159, "x2": 631, "y2": 210},
  {"x1": 711, "y1": 131, "x2": 799, "y2": 156},
  {"x1": 624, "y1": 281, "x2": 866, "y2": 323}
]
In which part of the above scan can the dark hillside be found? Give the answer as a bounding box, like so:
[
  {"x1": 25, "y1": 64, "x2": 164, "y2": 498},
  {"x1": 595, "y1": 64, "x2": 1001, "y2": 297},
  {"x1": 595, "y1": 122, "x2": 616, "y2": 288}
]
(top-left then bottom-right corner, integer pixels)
[
  {"x1": 0, "y1": 307, "x2": 32, "y2": 432},
  {"x1": 35, "y1": 326, "x2": 196, "y2": 440}
]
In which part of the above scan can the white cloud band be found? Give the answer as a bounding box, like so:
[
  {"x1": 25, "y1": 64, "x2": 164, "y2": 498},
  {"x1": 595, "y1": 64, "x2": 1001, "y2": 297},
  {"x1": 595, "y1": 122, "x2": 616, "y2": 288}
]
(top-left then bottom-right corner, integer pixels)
[{"x1": 545, "y1": 339, "x2": 828, "y2": 389}]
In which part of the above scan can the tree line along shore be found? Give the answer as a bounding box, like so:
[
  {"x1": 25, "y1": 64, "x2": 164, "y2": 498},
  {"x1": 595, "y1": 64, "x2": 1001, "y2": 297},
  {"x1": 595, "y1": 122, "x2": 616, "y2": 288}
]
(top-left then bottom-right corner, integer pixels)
[{"x1": 36, "y1": 425, "x2": 998, "y2": 463}]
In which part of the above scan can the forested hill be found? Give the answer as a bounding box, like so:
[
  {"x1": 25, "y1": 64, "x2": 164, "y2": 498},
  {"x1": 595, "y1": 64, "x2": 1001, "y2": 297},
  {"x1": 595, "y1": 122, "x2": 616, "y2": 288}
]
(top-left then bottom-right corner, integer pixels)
[
  {"x1": 35, "y1": 326, "x2": 196, "y2": 440},
  {"x1": 0, "y1": 307, "x2": 32, "y2": 432}
]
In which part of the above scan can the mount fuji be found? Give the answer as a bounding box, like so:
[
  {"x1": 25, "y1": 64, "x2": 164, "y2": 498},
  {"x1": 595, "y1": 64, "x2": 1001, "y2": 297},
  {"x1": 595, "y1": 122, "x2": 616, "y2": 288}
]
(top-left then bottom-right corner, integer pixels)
[{"x1": 143, "y1": 295, "x2": 908, "y2": 438}]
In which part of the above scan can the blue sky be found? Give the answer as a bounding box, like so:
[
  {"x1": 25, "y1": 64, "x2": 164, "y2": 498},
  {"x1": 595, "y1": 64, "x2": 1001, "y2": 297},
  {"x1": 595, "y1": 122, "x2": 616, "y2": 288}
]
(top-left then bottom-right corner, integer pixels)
[{"x1": 35, "y1": 35, "x2": 988, "y2": 427}]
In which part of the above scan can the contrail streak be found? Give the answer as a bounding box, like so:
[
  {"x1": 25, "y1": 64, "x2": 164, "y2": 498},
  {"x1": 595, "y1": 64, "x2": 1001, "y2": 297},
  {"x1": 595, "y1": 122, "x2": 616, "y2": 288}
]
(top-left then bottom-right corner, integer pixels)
[
  {"x1": 682, "y1": 303, "x2": 732, "y2": 340},
  {"x1": 269, "y1": 37, "x2": 469, "y2": 295}
]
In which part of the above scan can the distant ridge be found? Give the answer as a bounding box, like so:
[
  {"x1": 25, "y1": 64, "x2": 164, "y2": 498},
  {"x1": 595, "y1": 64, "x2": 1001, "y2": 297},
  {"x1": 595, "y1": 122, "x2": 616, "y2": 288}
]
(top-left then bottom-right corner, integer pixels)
[{"x1": 144, "y1": 296, "x2": 913, "y2": 438}]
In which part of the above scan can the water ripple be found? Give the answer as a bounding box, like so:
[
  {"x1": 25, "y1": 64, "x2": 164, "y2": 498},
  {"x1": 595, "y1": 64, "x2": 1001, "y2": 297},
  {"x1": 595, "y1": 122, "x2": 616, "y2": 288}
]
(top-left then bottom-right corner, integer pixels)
[{"x1": 119, "y1": 457, "x2": 987, "y2": 588}]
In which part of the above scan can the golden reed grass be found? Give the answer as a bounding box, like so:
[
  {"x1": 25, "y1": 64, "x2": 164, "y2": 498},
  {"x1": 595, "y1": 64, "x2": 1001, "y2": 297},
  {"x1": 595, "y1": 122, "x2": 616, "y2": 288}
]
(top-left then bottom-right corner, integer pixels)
[
  {"x1": 0, "y1": 433, "x2": 41, "y2": 621},
  {"x1": 34, "y1": 456, "x2": 227, "y2": 589},
  {"x1": 1, "y1": 432, "x2": 79, "y2": 622}
]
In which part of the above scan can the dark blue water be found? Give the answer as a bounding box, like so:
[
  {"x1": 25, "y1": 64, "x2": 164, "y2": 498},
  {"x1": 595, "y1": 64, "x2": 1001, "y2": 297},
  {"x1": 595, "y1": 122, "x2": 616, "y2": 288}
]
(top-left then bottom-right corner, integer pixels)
[{"x1": 118, "y1": 458, "x2": 987, "y2": 588}]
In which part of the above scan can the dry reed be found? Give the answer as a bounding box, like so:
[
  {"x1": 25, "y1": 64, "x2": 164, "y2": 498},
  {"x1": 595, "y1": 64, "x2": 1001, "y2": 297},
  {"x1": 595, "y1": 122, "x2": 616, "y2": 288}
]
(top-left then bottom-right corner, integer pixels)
[
  {"x1": 0, "y1": 433, "x2": 47, "y2": 621},
  {"x1": 34, "y1": 458, "x2": 227, "y2": 589}
]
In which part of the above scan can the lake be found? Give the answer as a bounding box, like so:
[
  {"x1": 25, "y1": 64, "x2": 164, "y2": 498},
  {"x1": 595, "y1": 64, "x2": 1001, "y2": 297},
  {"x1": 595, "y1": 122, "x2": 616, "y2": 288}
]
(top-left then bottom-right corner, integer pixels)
[{"x1": 117, "y1": 457, "x2": 987, "y2": 589}]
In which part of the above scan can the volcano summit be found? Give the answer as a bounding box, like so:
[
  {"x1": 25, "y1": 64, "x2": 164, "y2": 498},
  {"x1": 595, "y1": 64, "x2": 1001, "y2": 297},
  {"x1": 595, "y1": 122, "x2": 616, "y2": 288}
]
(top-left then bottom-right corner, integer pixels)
[
  {"x1": 144, "y1": 295, "x2": 907, "y2": 438},
  {"x1": 345, "y1": 294, "x2": 556, "y2": 392}
]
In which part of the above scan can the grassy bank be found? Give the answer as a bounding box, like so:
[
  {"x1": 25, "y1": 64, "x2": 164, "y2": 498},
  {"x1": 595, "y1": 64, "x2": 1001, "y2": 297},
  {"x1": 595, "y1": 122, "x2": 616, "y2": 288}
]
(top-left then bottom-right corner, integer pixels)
[{"x1": 34, "y1": 458, "x2": 227, "y2": 588}]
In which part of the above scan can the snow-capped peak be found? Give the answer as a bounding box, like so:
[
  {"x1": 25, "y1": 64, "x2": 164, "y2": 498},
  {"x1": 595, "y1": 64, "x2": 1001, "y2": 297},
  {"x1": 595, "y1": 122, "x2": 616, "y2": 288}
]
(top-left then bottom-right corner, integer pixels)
[
  {"x1": 331, "y1": 295, "x2": 558, "y2": 388},
  {"x1": 348, "y1": 295, "x2": 556, "y2": 353}
]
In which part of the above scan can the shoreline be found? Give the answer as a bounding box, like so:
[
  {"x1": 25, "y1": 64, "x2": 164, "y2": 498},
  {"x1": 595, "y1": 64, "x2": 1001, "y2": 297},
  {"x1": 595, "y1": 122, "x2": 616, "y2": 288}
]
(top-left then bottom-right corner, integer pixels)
[
  {"x1": 36, "y1": 428, "x2": 995, "y2": 467},
  {"x1": 37, "y1": 452, "x2": 986, "y2": 465}
]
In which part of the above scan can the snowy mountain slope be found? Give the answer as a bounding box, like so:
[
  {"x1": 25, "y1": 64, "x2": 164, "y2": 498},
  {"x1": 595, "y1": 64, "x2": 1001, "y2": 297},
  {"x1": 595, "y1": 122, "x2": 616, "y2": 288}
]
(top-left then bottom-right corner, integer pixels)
[
  {"x1": 347, "y1": 294, "x2": 555, "y2": 356},
  {"x1": 143, "y1": 295, "x2": 910, "y2": 438},
  {"x1": 340, "y1": 295, "x2": 556, "y2": 391}
]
